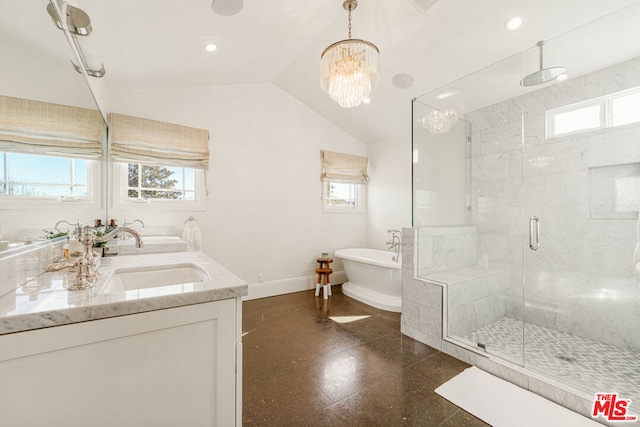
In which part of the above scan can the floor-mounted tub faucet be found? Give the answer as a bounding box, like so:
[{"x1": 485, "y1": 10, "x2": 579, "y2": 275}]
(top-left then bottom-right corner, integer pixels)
[{"x1": 386, "y1": 229, "x2": 402, "y2": 263}]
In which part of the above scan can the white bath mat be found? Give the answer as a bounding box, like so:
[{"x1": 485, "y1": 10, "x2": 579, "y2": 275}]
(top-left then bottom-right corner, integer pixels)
[{"x1": 435, "y1": 367, "x2": 601, "y2": 427}]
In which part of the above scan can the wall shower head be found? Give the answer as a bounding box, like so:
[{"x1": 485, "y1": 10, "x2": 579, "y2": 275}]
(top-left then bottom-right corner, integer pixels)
[{"x1": 520, "y1": 41, "x2": 566, "y2": 87}]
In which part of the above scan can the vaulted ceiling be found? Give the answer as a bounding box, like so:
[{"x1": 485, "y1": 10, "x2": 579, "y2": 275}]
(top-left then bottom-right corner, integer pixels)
[{"x1": 5, "y1": 0, "x2": 640, "y2": 144}]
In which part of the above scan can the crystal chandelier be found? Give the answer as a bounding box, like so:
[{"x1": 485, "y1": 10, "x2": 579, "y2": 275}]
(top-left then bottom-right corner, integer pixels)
[
  {"x1": 422, "y1": 108, "x2": 458, "y2": 134},
  {"x1": 320, "y1": 0, "x2": 380, "y2": 108}
]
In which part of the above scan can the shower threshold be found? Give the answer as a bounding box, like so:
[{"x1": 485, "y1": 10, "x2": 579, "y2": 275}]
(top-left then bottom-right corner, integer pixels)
[{"x1": 457, "y1": 317, "x2": 640, "y2": 411}]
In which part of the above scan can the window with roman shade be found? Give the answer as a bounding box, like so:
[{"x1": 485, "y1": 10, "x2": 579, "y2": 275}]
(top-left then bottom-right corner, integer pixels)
[
  {"x1": 0, "y1": 95, "x2": 104, "y2": 159},
  {"x1": 109, "y1": 113, "x2": 209, "y2": 169},
  {"x1": 320, "y1": 150, "x2": 368, "y2": 213},
  {"x1": 320, "y1": 150, "x2": 368, "y2": 184},
  {"x1": 109, "y1": 113, "x2": 209, "y2": 210}
]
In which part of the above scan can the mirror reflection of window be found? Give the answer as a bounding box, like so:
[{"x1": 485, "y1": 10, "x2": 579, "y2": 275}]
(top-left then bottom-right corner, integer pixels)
[
  {"x1": 0, "y1": 96, "x2": 104, "y2": 211},
  {"x1": 0, "y1": 152, "x2": 90, "y2": 198}
]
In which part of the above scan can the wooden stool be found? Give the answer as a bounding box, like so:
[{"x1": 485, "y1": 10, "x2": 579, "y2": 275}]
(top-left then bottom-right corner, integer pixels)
[{"x1": 315, "y1": 258, "x2": 333, "y2": 299}]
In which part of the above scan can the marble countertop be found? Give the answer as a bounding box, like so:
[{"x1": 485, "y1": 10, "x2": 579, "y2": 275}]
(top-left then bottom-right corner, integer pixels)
[{"x1": 0, "y1": 251, "x2": 247, "y2": 335}]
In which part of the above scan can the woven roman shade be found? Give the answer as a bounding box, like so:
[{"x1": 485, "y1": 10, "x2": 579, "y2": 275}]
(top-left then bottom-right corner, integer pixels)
[
  {"x1": 0, "y1": 95, "x2": 104, "y2": 159},
  {"x1": 109, "y1": 113, "x2": 209, "y2": 169},
  {"x1": 320, "y1": 150, "x2": 368, "y2": 184}
]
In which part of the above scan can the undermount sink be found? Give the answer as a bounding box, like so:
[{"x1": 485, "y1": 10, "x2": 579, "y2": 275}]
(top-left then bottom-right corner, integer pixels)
[{"x1": 105, "y1": 264, "x2": 210, "y2": 291}]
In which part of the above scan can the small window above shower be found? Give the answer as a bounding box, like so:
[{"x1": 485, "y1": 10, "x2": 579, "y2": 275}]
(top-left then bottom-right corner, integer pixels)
[{"x1": 546, "y1": 85, "x2": 640, "y2": 139}]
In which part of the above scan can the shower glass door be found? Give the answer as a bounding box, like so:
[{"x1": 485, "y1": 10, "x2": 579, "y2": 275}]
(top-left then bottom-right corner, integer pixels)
[
  {"x1": 460, "y1": 53, "x2": 526, "y2": 367},
  {"x1": 413, "y1": 52, "x2": 527, "y2": 367},
  {"x1": 521, "y1": 6, "x2": 640, "y2": 407}
]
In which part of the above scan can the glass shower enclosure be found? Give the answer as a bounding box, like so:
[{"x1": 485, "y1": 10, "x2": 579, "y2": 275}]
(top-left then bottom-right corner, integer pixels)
[{"x1": 412, "y1": 2, "x2": 640, "y2": 409}]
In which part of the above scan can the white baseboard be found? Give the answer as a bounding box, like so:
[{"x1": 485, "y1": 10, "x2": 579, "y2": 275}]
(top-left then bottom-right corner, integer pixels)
[{"x1": 243, "y1": 271, "x2": 347, "y2": 301}]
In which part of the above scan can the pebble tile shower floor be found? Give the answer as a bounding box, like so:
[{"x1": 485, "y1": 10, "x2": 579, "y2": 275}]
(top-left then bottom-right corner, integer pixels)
[
  {"x1": 242, "y1": 285, "x2": 488, "y2": 426},
  {"x1": 462, "y1": 317, "x2": 640, "y2": 411}
]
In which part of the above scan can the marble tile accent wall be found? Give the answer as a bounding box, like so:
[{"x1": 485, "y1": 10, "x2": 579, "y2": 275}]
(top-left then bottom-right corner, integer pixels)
[
  {"x1": 401, "y1": 227, "x2": 443, "y2": 350},
  {"x1": 0, "y1": 239, "x2": 66, "y2": 299},
  {"x1": 465, "y1": 57, "x2": 640, "y2": 351},
  {"x1": 417, "y1": 226, "x2": 477, "y2": 276},
  {"x1": 589, "y1": 163, "x2": 640, "y2": 219},
  {"x1": 585, "y1": 57, "x2": 640, "y2": 99},
  {"x1": 413, "y1": 224, "x2": 507, "y2": 340}
]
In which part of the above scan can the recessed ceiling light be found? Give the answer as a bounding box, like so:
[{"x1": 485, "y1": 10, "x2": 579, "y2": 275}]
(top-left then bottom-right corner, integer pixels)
[
  {"x1": 211, "y1": 0, "x2": 244, "y2": 16},
  {"x1": 556, "y1": 73, "x2": 568, "y2": 82},
  {"x1": 504, "y1": 16, "x2": 523, "y2": 30},
  {"x1": 363, "y1": 97, "x2": 371, "y2": 104},
  {"x1": 204, "y1": 43, "x2": 218, "y2": 52}
]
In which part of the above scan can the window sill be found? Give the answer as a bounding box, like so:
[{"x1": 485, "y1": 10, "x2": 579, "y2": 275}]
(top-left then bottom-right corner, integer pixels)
[
  {"x1": 322, "y1": 206, "x2": 365, "y2": 214},
  {"x1": 0, "y1": 196, "x2": 98, "y2": 210},
  {"x1": 113, "y1": 198, "x2": 206, "y2": 211}
]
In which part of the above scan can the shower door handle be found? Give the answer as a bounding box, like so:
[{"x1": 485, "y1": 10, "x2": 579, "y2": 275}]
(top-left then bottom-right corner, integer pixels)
[{"x1": 529, "y1": 216, "x2": 540, "y2": 250}]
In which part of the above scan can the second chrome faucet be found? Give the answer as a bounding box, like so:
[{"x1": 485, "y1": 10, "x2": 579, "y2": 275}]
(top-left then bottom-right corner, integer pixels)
[{"x1": 46, "y1": 226, "x2": 143, "y2": 291}]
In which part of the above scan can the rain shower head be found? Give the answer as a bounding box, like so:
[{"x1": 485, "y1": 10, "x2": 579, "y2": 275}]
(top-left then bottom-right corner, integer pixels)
[{"x1": 520, "y1": 41, "x2": 566, "y2": 87}]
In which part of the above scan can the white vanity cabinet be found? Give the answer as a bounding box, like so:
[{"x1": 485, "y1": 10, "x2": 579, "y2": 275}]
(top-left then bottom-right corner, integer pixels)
[{"x1": 0, "y1": 298, "x2": 243, "y2": 427}]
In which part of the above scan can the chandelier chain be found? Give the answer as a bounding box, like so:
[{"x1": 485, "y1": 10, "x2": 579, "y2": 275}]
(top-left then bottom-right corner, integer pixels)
[{"x1": 348, "y1": 10, "x2": 352, "y2": 39}]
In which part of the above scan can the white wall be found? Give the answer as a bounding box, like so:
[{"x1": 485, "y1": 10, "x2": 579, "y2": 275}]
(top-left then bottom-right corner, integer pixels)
[
  {"x1": 109, "y1": 83, "x2": 368, "y2": 285},
  {"x1": 366, "y1": 136, "x2": 412, "y2": 250}
]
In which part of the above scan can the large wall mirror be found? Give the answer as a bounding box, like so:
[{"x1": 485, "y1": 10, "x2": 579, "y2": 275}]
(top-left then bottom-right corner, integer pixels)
[{"x1": 0, "y1": 0, "x2": 108, "y2": 250}]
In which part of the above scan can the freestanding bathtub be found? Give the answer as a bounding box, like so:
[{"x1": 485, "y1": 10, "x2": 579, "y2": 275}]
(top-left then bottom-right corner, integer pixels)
[{"x1": 334, "y1": 248, "x2": 402, "y2": 312}]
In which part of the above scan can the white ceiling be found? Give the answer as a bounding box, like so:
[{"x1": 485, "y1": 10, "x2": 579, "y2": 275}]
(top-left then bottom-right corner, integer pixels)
[{"x1": 7, "y1": 0, "x2": 640, "y2": 144}]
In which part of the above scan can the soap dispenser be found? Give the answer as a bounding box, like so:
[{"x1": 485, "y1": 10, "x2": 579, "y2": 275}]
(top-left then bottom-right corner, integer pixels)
[{"x1": 63, "y1": 237, "x2": 70, "y2": 260}]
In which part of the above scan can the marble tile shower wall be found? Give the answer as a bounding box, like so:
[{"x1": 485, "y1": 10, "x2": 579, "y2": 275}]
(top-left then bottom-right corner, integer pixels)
[
  {"x1": 465, "y1": 57, "x2": 640, "y2": 352},
  {"x1": 417, "y1": 226, "x2": 477, "y2": 276},
  {"x1": 447, "y1": 269, "x2": 507, "y2": 338}
]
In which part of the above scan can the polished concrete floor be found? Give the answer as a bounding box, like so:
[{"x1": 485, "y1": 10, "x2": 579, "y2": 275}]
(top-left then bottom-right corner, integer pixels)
[{"x1": 242, "y1": 285, "x2": 490, "y2": 426}]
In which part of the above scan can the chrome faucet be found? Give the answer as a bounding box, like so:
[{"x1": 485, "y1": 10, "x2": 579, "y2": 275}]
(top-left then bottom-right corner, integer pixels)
[
  {"x1": 54, "y1": 219, "x2": 74, "y2": 230},
  {"x1": 386, "y1": 229, "x2": 402, "y2": 263},
  {"x1": 54, "y1": 219, "x2": 82, "y2": 234},
  {"x1": 120, "y1": 219, "x2": 144, "y2": 240},
  {"x1": 45, "y1": 226, "x2": 143, "y2": 291},
  {"x1": 123, "y1": 219, "x2": 144, "y2": 227},
  {"x1": 45, "y1": 260, "x2": 77, "y2": 272},
  {"x1": 92, "y1": 226, "x2": 143, "y2": 248}
]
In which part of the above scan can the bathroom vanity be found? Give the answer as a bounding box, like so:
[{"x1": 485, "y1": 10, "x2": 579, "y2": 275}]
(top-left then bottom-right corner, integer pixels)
[{"x1": 0, "y1": 250, "x2": 247, "y2": 427}]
